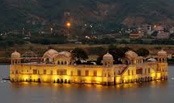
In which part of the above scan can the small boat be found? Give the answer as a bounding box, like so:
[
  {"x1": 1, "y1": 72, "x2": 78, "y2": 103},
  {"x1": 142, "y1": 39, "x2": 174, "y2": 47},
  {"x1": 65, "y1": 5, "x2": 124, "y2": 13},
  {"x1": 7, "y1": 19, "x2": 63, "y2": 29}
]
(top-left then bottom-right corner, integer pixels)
[{"x1": 2, "y1": 77, "x2": 10, "y2": 81}]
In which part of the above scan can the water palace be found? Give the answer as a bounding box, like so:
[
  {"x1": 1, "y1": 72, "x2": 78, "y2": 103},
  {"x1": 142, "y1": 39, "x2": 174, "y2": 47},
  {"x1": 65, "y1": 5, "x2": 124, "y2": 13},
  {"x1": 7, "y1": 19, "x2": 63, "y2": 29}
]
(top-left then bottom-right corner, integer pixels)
[{"x1": 10, "y1": 49, "x2": 168, "y2": 85}]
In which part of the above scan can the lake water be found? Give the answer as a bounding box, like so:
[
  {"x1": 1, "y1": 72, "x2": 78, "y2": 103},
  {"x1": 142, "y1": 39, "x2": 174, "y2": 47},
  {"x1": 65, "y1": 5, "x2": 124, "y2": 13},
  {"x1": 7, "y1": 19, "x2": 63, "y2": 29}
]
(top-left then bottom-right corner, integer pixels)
[{"x1": 0, "y1": 65, "x2": 174, "y2": 103}]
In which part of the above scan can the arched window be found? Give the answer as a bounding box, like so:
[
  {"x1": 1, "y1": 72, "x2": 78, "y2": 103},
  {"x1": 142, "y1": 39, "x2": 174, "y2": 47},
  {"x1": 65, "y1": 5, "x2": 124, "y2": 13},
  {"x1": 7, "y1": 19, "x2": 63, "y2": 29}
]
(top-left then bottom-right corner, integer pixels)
[
  {"x1": 118, "y1": 70, "x2": 120, "y2": 74},
  {"x1": 105, "y1": 62, "x2": 107, "y2": 66},
  {"x1": 43, "y1": 70, "x2": 46, "y2": 74},
  {"x1": 16, "y1": 70, "x2": 18, "y2": 74},
  {"x1": 45, "y1": 58, "x2": 49, "y2": 63},
  {"x1": 50, "y1": 70, "x2": 53, "y2": 75}
]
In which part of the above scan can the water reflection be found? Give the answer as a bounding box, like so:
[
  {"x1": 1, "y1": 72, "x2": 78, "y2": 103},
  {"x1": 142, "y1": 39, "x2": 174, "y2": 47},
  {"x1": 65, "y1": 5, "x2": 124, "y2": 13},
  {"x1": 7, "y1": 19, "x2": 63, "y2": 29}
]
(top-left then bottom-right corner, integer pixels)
[
  {"x1": 7, "y1": 81, "x2": 170, "y2": 103},
  {"x1": 10, "y1": 80, "x2": 168, "y2": 91},
  {"x1": 1, "y1": 65, "x2": 174, "y2": 103}
]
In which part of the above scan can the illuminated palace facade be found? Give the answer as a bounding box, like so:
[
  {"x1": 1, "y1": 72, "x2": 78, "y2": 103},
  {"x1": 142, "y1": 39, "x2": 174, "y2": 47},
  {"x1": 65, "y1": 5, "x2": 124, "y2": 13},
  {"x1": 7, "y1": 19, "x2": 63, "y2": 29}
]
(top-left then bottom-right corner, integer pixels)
[{"x1": 10, "y1": 49, "x2": 168, "y2": 85}]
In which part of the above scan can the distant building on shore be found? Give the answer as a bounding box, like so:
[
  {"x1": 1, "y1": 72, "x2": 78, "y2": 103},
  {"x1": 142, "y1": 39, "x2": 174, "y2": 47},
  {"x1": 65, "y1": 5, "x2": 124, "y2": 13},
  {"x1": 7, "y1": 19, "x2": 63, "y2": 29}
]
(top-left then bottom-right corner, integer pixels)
[
  {"x1": 156, "y1": 31, "x2": 170, "y2": 39},
  {"x1": 129, "y1": 31, "x2": 144, "y2": 39}
]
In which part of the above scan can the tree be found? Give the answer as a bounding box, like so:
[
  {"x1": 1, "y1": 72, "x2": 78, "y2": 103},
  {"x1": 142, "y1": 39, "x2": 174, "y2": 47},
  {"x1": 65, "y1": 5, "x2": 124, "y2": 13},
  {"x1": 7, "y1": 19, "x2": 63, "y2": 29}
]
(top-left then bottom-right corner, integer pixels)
[
  {"x1": 108, "y1": 45, "x2": 130, "y2": 64},
  {"x1": 96, "y1": 55, "x2": 103, "y2": 65},
  {"x1": 72, "y1": 48, "x2": 88, "y2": 61},
  {"x1": 88, "y1": 46, "x2": 106, "y2": 55},
  {"x1": 135, "y1": 48, "x2": 149, "y2": 57}
]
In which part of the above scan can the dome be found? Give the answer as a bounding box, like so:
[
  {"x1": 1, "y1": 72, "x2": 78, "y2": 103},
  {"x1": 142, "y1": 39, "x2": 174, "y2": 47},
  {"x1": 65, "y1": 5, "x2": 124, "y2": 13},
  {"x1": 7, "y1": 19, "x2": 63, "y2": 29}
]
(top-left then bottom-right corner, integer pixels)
[
  {"x1": 103, "y1": 52, "x2": 113, "y2": 60},
  {"x1": 11, "y1": 51, "x2": 21, "y2": 59},
  {"x1": 125, "y1": 50, "x2": 138, "y2": 60},
  {"x1": 58, "y1": 51, "x2": 71, "y2": 57},
  {"x1": 147, "y1": 58, "x2": 157, "y2": 62},
  {"x1": 158, "y1": 50, "x2": 167, "y2": 56},
  {"x1": 43, "y1": 49, "x2": 58, "y2": 58}
]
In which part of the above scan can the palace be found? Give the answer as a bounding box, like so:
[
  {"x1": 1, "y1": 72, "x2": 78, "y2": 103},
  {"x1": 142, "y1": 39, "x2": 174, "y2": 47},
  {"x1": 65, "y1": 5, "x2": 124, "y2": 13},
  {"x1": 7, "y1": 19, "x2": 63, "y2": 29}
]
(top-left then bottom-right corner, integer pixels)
[{"x1": 10, "y1": 49, "x2": 168, "y2": 85}]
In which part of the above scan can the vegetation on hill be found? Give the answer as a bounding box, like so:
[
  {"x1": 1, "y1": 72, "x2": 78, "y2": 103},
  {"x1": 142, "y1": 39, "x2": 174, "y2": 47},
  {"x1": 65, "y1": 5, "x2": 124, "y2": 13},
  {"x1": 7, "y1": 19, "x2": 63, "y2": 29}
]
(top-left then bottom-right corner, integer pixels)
[{"x1": 1, "y1": 0, "x2": 174, "y2": 32}]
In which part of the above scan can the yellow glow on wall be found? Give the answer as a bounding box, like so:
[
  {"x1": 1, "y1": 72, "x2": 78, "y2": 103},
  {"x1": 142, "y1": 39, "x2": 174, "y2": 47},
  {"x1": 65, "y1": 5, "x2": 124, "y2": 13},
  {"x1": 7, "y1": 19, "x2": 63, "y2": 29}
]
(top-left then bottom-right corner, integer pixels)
[
  {"x1": 10, "y1": 61, "x2": 168, "y2": 84},
  {"x1": 116, "y1": 77, "x2": 121, "y2": 83},
  {"x1": 62, "y1": 75, "x2": 71, "y2": 80},
  {"x1": 157, "y1": 73, "x2": 161, "y2": 79},
  {"x1": 41, "y1": 75, "x2": 50, "y2": 82},
  {"x1": 150, "y1": 73, "x2": 156, "y2": 78},
  {"x1": 95, "y1": 77, "x2": 102, "y2": 83},
  {"x1": 31, "y1": 75, "x2": 39, "y2": 81},
  {"x1": 22, "y1": 75, "x2": 30, "y2": 81},
  {"x1": 52, "y1": 75, "x2": 59, "y2": 81},
  {"x1": 84, "y1": 77, "x2": 92, "y2": 83}
]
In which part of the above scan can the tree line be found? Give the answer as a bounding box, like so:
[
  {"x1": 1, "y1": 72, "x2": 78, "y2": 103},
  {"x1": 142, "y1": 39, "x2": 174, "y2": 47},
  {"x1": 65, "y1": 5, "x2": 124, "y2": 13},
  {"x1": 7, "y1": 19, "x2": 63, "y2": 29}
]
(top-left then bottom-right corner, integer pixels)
[{"x1": 72, "y1": 46, "x2": 149, "y2": 65}]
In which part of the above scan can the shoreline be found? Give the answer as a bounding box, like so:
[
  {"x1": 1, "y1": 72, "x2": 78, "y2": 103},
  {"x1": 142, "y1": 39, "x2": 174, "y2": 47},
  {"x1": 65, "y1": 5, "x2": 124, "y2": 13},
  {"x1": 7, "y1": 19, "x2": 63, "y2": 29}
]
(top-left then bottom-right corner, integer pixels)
[{"x1": 1, "y1": 63, "x2": 174, "y2": 66}]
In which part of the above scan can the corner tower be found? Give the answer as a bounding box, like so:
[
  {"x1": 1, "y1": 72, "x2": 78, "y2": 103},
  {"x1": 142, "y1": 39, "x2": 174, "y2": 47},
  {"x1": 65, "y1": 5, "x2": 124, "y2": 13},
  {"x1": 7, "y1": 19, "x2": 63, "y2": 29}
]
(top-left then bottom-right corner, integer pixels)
[
  {"x1": 102, "y1": 52, "x2": 114, "y2": 67},
  {"x1": 11, "y1": 51, "x2": 21, "y2": 64},
  {"x1": 157, "y1": 50, "x2": 167, "y2": 62}
]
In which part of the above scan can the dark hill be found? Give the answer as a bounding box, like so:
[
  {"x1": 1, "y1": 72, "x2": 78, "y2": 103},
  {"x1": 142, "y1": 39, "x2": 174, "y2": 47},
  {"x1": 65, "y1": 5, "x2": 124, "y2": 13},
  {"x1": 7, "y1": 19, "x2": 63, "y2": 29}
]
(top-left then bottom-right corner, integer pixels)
[{"x1": 1, "y1": 0, "x2": 174, "y2": 31}]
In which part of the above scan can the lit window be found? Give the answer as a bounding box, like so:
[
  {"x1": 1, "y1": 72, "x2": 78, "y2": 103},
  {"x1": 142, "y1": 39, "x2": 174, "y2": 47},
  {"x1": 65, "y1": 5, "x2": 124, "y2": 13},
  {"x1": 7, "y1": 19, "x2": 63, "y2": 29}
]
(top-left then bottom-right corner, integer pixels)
[
  {"x1": 148, "y1": 68, "x2": 150, "y2": 73},
  {"x1": 33, "y1": 69, "x2": 37, "y2": 74},
  {"x1": 63, "y1": 70, "x2": 67, "y2": 75},
  {"x1": 118, "y1": 70, "x2": 120, "y2": 74},
  {"x1": 136, "y1": 69, "x2": 143, "y2": 74},
  {"x1": 71, "y1": 71, "x2": 73, "y2": 76},
  {"x1": 50, "y1": 70, "x2": 53, "y2": 75},
  {"x1": 77, "y1": 70, "x2": 81, "y2": 76},
  {"x1": 93, "y1": 70, "x2": 97, "y2": 76},
  {"x1": 85, "y1": 70, "x2": 89, "y2": 76},
  {"x1": 43, "y1": 70, "x2": 46, "y2": 74},
  {"x1": 128, "y1": 70, "x2": 130, "y2": 75},
  {"x1": 57, "y1": 70, "x2": 60, "y2": 75}
]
